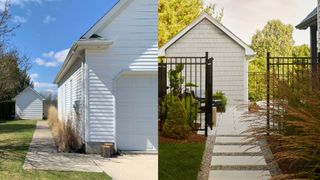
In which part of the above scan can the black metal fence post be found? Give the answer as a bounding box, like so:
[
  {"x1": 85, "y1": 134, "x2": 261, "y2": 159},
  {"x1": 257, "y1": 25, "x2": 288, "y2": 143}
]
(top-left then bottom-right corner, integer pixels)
[
  {"x1": 205, "y1": 52, "x2": 213, "y2": 136},
  {"x1": 158, "y1": 58, "x2": 167, "y2": 130},
  {"x1": 266, "y1": 52, "x2": 270, "y2": 136}
]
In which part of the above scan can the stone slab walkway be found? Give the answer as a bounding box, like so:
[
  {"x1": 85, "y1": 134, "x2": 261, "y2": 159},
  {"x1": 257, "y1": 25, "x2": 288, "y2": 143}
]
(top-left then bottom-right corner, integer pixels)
[
  {"x1": 23, "y1": 121, "x2": 158, "y2": 180},
  {"x1": 207, "y1": 106, "x2": 272, "y2": 180}
]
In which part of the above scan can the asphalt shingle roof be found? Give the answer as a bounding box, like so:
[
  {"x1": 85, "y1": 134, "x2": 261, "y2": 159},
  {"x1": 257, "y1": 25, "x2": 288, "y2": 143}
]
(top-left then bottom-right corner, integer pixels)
[{"x1": 296, "y1": 8, "x2": 317, "y2": 29}]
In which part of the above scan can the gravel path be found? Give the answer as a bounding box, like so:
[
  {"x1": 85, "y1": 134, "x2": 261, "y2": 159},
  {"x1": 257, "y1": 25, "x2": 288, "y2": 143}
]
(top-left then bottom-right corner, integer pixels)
[{"x1": 198, "y1": 135, "x2": 215, "y2": 180}]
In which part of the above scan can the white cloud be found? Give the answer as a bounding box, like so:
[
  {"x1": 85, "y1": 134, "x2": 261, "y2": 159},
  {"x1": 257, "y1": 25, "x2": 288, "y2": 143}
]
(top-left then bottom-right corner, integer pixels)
[
  {"x1": 30, "y1": 73, "x2": 39, "y2": 80},
  {"x1": 26, "y1": 9, "x2": 32, "y2": 16},
  {"x1": 42, "y1": 51, "x2": 54, "y2": 58},
  {"x1": 11, "y1": 15, "x2": 27, "y2": 24},
  {"x1": 34, "y1": 48, "x2": 70, "y2": 68},
  {"x1": 43, "y1": 15, "x2": 56, "y2": 24},
  {"x1": 34, "y1": 82, "x2": 56, "y2": 88},
  {"x1": 34, "y1": 58, "x2": 45, "y2": 66},
  {"x1": 45, "y1": 61, "x2": 58, "y2": 67},
  {"x1": 34, "y1": 57, "x2": 58, "y2": 67},
  {"x1": 0, "y1": 0, "x2": 55, "y2": 10},
  {"x1": 54, "y1": 49, "x2": 69, "y2": 62},
  {"x1": 44, "y1": 88, "x2": 56, "y2": 93}
]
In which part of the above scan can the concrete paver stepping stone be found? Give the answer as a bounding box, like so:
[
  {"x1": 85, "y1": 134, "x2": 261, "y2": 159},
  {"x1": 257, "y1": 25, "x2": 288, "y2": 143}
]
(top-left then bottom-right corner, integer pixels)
[
  {"x1": 211, "y1": 156, "x2": 267, "y2": 166},
  {"x1": 216, "y1": 130, "x2": 250, "y2": 136},
  {"x1": 215, "y1": 136, "x2": 254, "y2": 144},
  {"x1": 208, "y1": 170, "x2": 271, "y2": 180},
  {"x1": 213, "y1": 145, "x2": 261, "y2": 153}
]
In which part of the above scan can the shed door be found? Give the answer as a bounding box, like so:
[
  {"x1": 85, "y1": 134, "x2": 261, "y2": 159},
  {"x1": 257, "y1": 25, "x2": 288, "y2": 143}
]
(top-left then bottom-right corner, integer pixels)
[{"x1": 115, "y1": 73, "x2": 157, "y2": 151}]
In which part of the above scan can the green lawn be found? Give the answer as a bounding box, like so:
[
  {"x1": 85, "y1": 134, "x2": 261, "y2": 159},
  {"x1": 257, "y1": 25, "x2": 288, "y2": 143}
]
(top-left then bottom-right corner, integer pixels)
[
  {"x1": 159, "y1": 143, "x2": 205, "y2": 180},
  {"x1": 0, "y1": 120, "x2": 111, "y2": 180}
]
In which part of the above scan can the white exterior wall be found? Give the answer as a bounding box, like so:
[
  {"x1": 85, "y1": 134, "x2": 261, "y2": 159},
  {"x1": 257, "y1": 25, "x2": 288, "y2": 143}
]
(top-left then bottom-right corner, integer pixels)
[
  {"x1": 15, "y1": 89, "x2": 43, "y2": 120},
  {"x1": 85, "y1": 0, "x2": 158, "y2": 143},
  {"x1": 165, "y1": 19, "x2": 247, "y2": 105},
  {"x1": 57, "y1": 59, "x2": 84, "y2": 140}
]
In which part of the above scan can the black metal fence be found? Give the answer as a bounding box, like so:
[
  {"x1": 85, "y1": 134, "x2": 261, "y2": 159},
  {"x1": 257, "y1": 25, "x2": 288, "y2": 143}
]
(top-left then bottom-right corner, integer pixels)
[
  {"x1": 266, "y1": 52, "x2": 320, "y2": 132},
  {"x1": 158, "y1": 52, "x2": 213, "y2": 136}
]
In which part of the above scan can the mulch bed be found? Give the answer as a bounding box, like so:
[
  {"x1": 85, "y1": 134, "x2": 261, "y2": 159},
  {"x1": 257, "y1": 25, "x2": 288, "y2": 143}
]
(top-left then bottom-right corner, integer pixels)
[{"x1": 159, "y1": 131, "x2": 207, "y2": 144}]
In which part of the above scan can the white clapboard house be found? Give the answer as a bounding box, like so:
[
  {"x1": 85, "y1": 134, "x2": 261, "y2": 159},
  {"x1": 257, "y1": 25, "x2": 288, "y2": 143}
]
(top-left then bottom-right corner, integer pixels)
[
  {"x1": 159, "y1": 12, "x2": 255, "y2": 106},
  {"x1": 13, "y1": 87, "x2": 45, "y2": 120},
  {"x1": 54, "y1": 0, "x2": 158, "y2": 153}
]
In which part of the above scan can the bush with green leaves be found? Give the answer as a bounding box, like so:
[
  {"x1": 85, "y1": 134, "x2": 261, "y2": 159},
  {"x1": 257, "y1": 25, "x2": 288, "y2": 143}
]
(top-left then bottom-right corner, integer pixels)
[
  {"x1": 162, "y1": 95, "x2": 191, "y2": 139},
  {"x1": 181, "y1": 94, "x2": 199, "y2": 127},
  {"x1": 213, "y1": 91, "x2": 227, "y2": 112}
]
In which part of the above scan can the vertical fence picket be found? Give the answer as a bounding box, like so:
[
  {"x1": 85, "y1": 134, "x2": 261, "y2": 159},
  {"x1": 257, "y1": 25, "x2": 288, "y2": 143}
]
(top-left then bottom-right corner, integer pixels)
[{"x1": 158, "y1": 53, "x2": 213, "y2": 136}]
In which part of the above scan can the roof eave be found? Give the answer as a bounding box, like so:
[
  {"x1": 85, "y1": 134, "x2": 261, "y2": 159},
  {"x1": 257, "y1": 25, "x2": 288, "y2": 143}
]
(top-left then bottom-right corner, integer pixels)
[
  {"x1": 81, "y1": 0, "x2": 130, "y2": 39},
  {"x1": 159, "y1": 12, "x2": 255, "y2": 58},
  {"x1": 296, "y1": 8, "x2": 317, "y2": 30},
  {"x1": 296, "y1": 16, "x2": 317, "y2": 30},
  {"x1": 53, "y1": 40, "x2": 113, "y2": 84},
  {"x1": 13, "y1": 87, "x2": 45, "y2": 101}
]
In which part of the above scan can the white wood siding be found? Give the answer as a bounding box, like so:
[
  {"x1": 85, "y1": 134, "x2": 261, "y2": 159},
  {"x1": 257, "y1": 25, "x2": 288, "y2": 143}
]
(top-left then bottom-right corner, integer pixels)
[
  {"x1": 165, "y1": 19, "x2": 247, "y2": 105},
  {"x1": 85, "y1": 0, "x2": 158, "y2": 143},
  {"x1": 57, "y1": 59, "x2": 84, "y2": 140},
  {"x1": 15, "y1": 89, "x2": 43, "y2": 120}
]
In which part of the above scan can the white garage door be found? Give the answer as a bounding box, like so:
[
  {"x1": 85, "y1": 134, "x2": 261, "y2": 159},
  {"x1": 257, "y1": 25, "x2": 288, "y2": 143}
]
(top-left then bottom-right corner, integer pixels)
[{"x1": 115, "y1": 73, "x2": 158, "y2": 151}]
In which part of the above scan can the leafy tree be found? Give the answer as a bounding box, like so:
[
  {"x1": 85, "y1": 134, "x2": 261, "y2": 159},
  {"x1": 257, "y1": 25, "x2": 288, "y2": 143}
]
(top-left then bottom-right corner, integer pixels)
[
  {"x1": 159, "y1": 0, "x2": 223, "y2": 47},
  {"x1": 292, "y1": 44, "x2": 310, "y2": 57},
  {"x1": 0, "y1": 50, "x2": 32, "y2": 101},
  {"x1": 248, "y1": 20, "x2": 305, "y2": 102},
  {"x1": 250, "y1": 20, "x2": 295, "y2": 72}
]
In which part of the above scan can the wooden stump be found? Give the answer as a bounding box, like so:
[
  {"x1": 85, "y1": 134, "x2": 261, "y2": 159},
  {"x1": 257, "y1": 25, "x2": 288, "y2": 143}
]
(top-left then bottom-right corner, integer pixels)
[{"x1": 101, "y1": 143, "x2": 114, "y2": 158}]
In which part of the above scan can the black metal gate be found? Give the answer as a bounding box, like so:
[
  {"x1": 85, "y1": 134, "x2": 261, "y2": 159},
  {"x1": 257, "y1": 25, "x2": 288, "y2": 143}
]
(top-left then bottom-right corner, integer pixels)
[
  {"x1": 158, "y1": 52, "x2": 213, "y2": 136},
  {"x1": 266, "y1": 52, "x2": 320, "y2": 132}
]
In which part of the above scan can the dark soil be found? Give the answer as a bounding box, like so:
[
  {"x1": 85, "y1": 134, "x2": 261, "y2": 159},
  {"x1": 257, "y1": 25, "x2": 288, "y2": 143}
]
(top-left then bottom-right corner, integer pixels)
[{"x1": 159, "y1": 131, "x2": 206, "y2": 144}]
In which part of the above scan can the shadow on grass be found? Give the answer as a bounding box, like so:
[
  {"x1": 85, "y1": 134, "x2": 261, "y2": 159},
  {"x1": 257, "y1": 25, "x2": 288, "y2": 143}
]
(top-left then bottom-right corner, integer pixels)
[{"x1": 0, "y1": 122, "x2": 36, "y2": 134}]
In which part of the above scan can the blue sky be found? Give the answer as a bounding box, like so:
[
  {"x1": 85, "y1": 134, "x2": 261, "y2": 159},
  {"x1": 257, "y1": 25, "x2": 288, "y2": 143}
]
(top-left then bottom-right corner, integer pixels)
[
  {"x1": 6, "y1": 0, "x2": 118, "y2": 93},
  {"x1": 7, "y1": 0, "x2": 314, "y2": 93}
]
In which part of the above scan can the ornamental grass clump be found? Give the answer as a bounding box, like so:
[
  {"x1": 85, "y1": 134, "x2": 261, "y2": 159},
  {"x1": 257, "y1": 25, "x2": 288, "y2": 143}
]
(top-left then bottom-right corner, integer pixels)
[
  {"x1": 162, "y1": 95, "x2": 191, "y2": 139},
  {"x1": 48, "y1": 106, "x2": 81, "y2": 152},
  {"x1": 245, "y1": 75, "x2": 320, "y2": 179}
]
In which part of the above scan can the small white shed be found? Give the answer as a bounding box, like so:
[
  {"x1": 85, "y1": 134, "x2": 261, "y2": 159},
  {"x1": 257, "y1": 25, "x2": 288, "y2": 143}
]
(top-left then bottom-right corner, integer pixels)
[
  {"x1": 54, "y1": 0, "x2": 158, "y2": 153},
  {"x1": 13, "y1": 87, "x2": 45, "y2": 120},
  {"x1": 159, "y1": 12, "x2": 255, "y2": 105}
]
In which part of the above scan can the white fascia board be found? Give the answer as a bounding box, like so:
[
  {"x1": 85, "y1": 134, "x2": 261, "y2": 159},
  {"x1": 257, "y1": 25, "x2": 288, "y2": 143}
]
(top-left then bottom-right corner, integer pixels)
[{"x1": 82, "y1": 0, "x2": 131, "y2": 39}]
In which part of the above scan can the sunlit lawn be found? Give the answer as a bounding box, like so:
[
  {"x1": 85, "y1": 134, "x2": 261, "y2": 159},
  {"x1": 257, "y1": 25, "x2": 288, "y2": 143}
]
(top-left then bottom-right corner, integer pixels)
[
  {"x1": 0, "y1": 120, "x2": 111, "y2": 180},
  {"x1": 159, "y1": 143, "x2": 205, "y2": 180}
]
